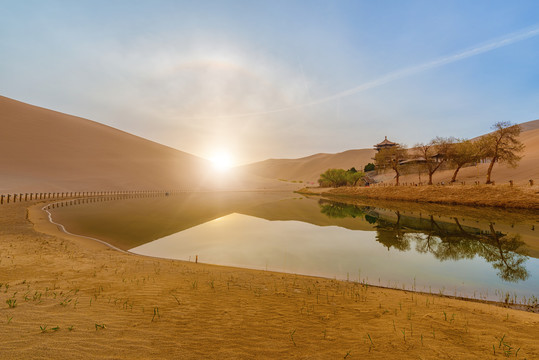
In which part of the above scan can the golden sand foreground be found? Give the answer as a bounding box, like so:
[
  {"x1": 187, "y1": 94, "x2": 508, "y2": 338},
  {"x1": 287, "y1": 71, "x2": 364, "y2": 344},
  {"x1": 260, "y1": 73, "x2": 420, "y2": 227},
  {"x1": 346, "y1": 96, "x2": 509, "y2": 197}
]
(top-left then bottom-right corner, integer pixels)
[{"x1": 0, "y1": 199, "x2": 538, "y2": 359}]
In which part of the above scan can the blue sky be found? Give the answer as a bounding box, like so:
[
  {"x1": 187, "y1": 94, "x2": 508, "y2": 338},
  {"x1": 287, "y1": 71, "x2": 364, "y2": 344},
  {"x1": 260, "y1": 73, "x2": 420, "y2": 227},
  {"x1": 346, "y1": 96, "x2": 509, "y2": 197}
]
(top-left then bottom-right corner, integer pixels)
[{"x1": 1, "y1": 0, "x2": 538, "y2": 164}]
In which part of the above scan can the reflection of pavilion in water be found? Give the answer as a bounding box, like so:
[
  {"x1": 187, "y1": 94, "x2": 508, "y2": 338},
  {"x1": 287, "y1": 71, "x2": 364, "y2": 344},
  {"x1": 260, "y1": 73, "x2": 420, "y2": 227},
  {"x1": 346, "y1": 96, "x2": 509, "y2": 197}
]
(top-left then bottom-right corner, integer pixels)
[{"x1": 319, "y1": 200, "x2": 530, "y2": 283}]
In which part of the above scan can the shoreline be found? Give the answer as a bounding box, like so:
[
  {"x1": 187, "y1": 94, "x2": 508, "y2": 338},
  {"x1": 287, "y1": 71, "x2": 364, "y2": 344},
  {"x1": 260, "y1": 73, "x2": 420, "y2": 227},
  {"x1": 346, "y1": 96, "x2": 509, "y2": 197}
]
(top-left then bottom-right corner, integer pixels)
[
  {"x1": 36, "y1": 199, "x2": 538, "y2": 312},
  {"x1": 0, "y1": 199, "x2": 537, "y2": 358},
  {"x1": 297, "y1": 184, "x2": 539, "y2": 210}
]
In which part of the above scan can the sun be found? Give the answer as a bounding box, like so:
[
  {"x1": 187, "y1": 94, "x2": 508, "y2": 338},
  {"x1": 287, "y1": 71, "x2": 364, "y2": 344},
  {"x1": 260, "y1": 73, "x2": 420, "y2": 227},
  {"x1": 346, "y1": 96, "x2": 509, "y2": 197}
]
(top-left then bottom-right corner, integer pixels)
[{"x1": 210, "y1": 151, "x2": 233, "y2": 171}]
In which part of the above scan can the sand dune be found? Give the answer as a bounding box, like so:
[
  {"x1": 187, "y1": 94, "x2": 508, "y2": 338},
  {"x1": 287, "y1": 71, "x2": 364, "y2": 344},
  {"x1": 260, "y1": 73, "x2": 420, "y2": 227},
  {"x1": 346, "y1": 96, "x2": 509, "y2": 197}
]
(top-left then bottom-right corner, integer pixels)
[
  {"x1": 242, "y1": 119, "x2": 539, "y2": 186},
  {"x1": 239, "y1": 149, "x2": 376, "y2": 184},
  {"x1": 0, "y1": 96, "x2": 290, "y2": 192},
  {"x1": 2, "y1": 95, "x2": 535, "y2": 191},
  {"x1": 388, "y1": 126, "x2": 539, "y2": 186}
]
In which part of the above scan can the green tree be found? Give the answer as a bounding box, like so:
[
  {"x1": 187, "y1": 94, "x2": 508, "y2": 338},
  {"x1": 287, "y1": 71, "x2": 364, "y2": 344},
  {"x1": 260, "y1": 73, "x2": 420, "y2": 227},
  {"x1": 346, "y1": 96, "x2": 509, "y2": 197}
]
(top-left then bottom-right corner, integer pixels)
[
  {"x1": 318, "y1": 200, "x2": 366, "y2": 218},
  {"x1": 318, "y1": 168, "x2": 365, "y2": 187},
  {"x1": 446, "y1": 139, "x2": 480, "y2": 183},
  {"x1": 478, "y1": 122, "x2": 524, "y2": 184},
  {"x1": 374, "y1": 145, "x2": 408, "y2": 185},
  {"x1": 364, "y1": 163, "x2": 375, "y2": 172}
]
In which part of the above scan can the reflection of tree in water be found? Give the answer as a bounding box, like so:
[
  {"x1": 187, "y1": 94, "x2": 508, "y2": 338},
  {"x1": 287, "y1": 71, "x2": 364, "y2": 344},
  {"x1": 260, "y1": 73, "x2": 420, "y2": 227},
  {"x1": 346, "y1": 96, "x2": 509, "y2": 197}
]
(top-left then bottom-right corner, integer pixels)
[
  {"x1": 371, "y1": 212, "x2": 411, "y2": 251},
  {"x1": 453, "y1": 220, "x2": 529, "y2": 282},
  {"x1": 413, "y1": 215, "x2": 481, "y2": 262},
  {"x1": 318, "y1": 200, "x2": 367, "y2": 219},
  {"x1": 318, "y1": 200, "x2": 530, "y2": 282}
]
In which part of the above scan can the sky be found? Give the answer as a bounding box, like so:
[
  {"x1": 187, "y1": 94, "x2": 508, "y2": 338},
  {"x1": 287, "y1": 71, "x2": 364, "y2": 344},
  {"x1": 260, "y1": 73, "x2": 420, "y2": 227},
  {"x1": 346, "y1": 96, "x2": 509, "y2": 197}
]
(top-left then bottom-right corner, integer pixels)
[{"x1": 1, "y1": 0, "x2": 538, "y2": 165}]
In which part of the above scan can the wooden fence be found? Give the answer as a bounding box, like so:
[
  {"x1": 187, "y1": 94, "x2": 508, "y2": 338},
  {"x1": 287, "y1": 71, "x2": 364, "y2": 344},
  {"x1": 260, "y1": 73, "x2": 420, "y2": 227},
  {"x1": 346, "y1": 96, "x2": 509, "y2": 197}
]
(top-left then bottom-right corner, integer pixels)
[
  {"x1": 369, "y1": 179, "x2": 535, "y2": 187},
  {"x1": 0, "y1": 190, "x2": 184, "y2": 205}
]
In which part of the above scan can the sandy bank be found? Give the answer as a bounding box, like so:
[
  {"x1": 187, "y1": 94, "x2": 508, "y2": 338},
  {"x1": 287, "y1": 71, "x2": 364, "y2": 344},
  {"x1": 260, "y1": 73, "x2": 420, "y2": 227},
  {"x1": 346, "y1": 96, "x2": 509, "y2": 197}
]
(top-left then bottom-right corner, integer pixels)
[
  {"x1": 298, "y1": 184, "x2": 539, "y2": 210},
  {"x1": 0, "y1": 200, "x2": 537, "y2": 359}
]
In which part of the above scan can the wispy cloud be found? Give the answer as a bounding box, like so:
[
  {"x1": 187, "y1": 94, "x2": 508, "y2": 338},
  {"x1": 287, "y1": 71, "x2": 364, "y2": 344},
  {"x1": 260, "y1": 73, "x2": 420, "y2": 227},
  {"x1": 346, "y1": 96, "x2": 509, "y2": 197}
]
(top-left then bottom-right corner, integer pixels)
[{"x1": 185, "y1": 24, "x2": 539, "y2": 120}]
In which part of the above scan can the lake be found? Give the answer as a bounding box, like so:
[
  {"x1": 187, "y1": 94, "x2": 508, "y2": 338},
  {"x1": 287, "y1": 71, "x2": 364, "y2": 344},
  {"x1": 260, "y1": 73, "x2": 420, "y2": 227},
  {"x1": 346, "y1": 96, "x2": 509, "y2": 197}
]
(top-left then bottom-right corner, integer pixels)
[{"x1": 46, "y1": 191, "x2": 539, "y2": 304}]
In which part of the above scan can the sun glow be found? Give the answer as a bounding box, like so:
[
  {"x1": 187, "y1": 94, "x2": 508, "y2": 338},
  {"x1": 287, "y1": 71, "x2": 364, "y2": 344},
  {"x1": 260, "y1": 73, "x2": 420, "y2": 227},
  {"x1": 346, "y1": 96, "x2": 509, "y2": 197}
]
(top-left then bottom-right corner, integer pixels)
[{"x1": 210, "y1": 151, "x2": 233, "y2": 171}]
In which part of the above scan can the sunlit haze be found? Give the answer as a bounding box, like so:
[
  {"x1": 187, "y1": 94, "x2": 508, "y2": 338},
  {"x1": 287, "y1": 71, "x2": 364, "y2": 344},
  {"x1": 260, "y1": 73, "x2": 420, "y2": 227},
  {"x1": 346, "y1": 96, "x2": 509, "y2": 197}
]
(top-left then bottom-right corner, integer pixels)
[
  {"x1": 1, "y1": 1, "x2": 538, "y2": 164},
  {"x1": 210, "y1": 151, "x2": 234, "y2": 171}
]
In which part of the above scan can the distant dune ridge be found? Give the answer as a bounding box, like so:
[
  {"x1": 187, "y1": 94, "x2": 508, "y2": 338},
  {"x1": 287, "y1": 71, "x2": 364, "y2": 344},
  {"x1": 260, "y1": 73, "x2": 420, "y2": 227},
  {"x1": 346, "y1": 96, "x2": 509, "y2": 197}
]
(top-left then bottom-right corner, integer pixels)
[
  {"x1": 241, "y1": 119, "x2": 539, "y2": 186},
  {"x1": 239, "y1": 149, "x2": 376, "y2": 184},
  {"x1": 0, "y1": 96, "x2": 290, "y2": 192},
  {"x1": 1, "y1": 95, "x2": 537, "y2": 191}
]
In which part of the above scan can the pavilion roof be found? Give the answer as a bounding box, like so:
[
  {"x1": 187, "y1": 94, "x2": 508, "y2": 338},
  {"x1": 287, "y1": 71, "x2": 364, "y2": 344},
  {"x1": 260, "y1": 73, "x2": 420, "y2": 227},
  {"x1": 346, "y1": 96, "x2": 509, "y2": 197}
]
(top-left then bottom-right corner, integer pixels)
[{"x1": 375, "y1": 136, "x2": 397, "y2": 147}]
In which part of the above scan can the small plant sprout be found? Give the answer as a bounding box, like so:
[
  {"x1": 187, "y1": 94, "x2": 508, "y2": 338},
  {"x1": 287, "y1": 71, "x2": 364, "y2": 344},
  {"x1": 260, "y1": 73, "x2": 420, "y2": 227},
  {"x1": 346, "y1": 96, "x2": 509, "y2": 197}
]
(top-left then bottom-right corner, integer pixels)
[
  {"x1": 152, "y1": 307, "x2": 160, "y2": 322},
  {"x1": 95, "y1": 323, "x2": 106, "y2": 330},
  {"x1": 6, "y1": 299, "x2": 17, "y2": 308},
  {"x1": 40, "y1": 325, "x2": 48, "y2": 333},
  {"x1": 6, "y1": 316, "x2": 13, "y2": 324},
  {"x1": 344, "y1": 350, "x2": 351, "y2": 359},
  {"x1": 401, "y1": 329, "x2": 406, "y2": 343},
  {"x1": 68, "y1": 325, "x2": 74, "y2": 331},
  {"x1": 51, "y1": 326, "x2": 60, "y2": 332},
  {"x1": 290, "y1": 329, "x2": 296, "y2": 346},
  {"x1": 367, "y1": 333, "x2": 374, "y2": 347}
]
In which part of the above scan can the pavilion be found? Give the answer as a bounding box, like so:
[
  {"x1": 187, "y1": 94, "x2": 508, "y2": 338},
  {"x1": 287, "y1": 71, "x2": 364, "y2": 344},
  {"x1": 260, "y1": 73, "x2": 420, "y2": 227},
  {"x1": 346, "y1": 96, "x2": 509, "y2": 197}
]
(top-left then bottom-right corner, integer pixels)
[{"x1": 374, "y1": 136, "x2": 397, "y2": 152}]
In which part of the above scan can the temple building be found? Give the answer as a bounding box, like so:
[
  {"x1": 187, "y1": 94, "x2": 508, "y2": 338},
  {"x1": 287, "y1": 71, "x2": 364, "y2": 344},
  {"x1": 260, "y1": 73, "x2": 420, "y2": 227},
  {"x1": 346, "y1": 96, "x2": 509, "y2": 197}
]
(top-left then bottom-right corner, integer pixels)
[{"x1": 374, "y1": 136, "x2": 397, "y2": 152}]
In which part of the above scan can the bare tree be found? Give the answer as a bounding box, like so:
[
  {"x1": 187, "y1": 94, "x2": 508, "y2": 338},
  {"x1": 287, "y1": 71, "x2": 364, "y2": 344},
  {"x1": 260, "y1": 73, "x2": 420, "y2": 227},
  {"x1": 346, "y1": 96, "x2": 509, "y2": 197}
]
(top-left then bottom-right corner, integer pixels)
[
  {"x1": 415, "y1": 137, "x2": 454, "y2": 185},
  {"x1": 374, "y1": 145, "x2": 408, "y2": 186},
  {"x1": 478, "y1": 122, "x2": 524, "y2": 184},
  {"x1": 446, "y1": 139, "x2": 480, "y2": 183}
]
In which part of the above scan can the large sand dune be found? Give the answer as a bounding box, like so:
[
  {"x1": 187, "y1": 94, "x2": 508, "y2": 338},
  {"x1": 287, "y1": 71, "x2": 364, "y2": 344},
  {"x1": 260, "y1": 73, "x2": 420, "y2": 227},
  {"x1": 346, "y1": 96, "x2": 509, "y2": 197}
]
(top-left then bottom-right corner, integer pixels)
[
  {"x1": 239, "y1": 149, "x2": 376, "y2": 184},
  {"x1": 387, "y1": 123, "x2": 539, "y2": 186},
  {"x1": 0, "y1": 96, "x2": 290, "y2": 192},
  {"x1": 241, "y1": 119, "x2": 539, "y2": 186},
  {"x1": 2, "y1": 95, "x2": 536, "y2": 191}
]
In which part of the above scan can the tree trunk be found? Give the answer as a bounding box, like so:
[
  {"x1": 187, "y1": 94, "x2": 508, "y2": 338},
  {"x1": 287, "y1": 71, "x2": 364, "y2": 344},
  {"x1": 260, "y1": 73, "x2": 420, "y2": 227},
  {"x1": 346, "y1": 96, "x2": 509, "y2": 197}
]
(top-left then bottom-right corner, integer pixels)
[
  {"x1": 395, "y1": 170, "x2": 400, "y2": 186},
  {"x1": 450, "y1": 165, "x2": 463, "y2": 183},
  {"x1": 485, "y1": 157, "x2": 496, "y2": 184},
  {"x1": 428, "y1": 171, "x2": 433, "y2": 185}
]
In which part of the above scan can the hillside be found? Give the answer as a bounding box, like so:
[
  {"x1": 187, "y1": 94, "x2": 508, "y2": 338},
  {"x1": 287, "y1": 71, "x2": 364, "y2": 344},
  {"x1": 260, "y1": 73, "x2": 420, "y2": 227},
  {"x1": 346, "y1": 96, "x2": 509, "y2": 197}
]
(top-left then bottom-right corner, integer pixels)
[
  {"x1": 241, "y1": 119, "x2": 539, "y2": 186},
  {"x1": 386, "y1": 121, "x2": 539, "y2": 186},
  {"x1": 239, "y1": 149, "x2": 376, "y2": 185},
  {"x1": 0, "y1": 96, "x2": 290, "y2": 192}
]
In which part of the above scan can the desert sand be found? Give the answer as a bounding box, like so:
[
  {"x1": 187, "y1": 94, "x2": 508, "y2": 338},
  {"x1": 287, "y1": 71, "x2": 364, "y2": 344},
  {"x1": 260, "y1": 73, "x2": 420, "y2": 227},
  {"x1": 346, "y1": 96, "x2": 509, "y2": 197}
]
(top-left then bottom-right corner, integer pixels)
[
  {"x1": 241, "y1": 120, "x2": 539, "y2": 186},
  {"x1": 0, "y1": 96, "x2": 294, "y2": 193},
  {"x1": 1, "y1": 97, "x2": 538, "y2": 358},
  {"x1": 2, "y1": 96, "x2": 536, "y2": 191},
  {"x1": 241, "y1": 149, "x2": 376, "y2": 185},
  {"x1": 0, "y1": 199, "x2": 535, "y2": 359}
]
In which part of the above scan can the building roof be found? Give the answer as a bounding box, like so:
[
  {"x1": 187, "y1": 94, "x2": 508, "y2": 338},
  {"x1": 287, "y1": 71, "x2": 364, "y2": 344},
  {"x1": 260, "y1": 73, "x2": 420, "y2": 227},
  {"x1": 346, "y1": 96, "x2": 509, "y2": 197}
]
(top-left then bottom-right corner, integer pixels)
[{"x1": 374, "y1": 136, "x2": 397, "y2": 148}]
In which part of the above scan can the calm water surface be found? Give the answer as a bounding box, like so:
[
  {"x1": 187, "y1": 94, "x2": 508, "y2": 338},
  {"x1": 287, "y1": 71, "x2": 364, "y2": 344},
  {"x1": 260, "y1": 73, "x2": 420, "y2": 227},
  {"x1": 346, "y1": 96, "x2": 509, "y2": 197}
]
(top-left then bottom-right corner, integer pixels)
[{"x1": 48, "y1": 192, "x2": 539, "y2": 303}]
